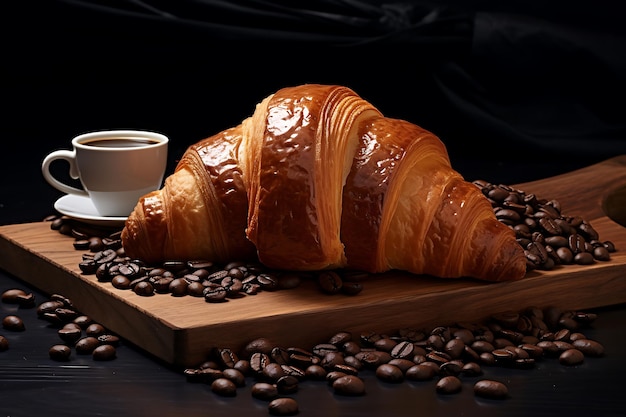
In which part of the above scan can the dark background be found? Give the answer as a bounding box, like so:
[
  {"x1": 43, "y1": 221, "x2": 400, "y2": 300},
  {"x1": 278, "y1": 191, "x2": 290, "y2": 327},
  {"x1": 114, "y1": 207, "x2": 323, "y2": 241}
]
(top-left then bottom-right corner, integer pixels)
[{"x1": 2, "y1": 0, "x2": 626, "y2": 224}]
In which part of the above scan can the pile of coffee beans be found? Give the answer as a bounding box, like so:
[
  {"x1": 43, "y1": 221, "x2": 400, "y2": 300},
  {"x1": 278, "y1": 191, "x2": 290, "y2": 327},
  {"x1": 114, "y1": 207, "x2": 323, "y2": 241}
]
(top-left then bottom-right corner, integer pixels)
[
  {"x1": 473, "y1": 181, "x2": 616, "y2": 270},
  {"x1": 182, "y1": 304, "x2": 604, "y2": 414},
  {"x1": 1, "y1": 288, "x2": 120, "y2": 362}
]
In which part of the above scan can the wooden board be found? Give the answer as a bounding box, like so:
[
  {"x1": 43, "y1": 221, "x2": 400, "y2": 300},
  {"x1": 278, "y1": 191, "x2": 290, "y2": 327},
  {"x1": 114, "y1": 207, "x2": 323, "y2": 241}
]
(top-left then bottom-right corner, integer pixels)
[{"x1": 1, "y1": 156, "x2": 625, "y2": 368}]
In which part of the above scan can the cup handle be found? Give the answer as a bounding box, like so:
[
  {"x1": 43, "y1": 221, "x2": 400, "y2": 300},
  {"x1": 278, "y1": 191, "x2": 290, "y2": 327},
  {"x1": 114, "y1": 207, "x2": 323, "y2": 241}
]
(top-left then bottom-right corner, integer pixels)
[{"x1": 41, "y1": 150, "x2": 89, "y2": 197}]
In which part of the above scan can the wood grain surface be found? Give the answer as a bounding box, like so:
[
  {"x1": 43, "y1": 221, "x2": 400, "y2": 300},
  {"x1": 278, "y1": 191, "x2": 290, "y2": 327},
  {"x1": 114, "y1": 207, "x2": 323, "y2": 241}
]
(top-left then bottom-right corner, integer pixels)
[{"x1": 1, "y1": 156, "x2": 625, "y2": 368}]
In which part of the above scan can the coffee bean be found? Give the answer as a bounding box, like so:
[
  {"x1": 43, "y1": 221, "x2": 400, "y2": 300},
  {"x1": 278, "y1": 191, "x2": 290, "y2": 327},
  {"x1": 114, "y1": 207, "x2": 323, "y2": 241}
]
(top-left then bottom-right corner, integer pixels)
[
  {"x1": 268, "y1": 397, "x2": 299, "y2": 416},
  {"x1": 49, "y1": 344, "x2": 72, "y2": 361},
  {"x1": 75, "y1": 336, "x2": 100, "y2": 354},
  {"x1": 474, "y1": 379, "x2": 508, "y2": 399},
  {"x1": 332, "y1": 375, "x2": 366, "y2": 396},
  {"x1": 317, "y1": 271, "x2": 343, "y2": 294},
  {"x1": 376, "y1": 363, "x2": 404, "y2": 383},
  {"x1": 92, "y1": 344, "x2": 117, "y2": 361},
  {"x1": 436, "y1": 376, "x2": 462, "y2": 394},
  {"x1": 251, "y1": 382, "x2": 279, "y2": 400},
  {"x1": 58, "y1": 325, "x2": 82, "y2": 344},
  {"x1": 572, "y1": 339, "x2": 605, "y2": 357},
  {"x1": 211, "y1": 378, "x2": 237, "y2": 397},
  {"x1": 276, "y1": 375, "x2": 299, "y2": 394},
  {"x1": 1, "y1": 288, "x2": 36, "y2": 307},
  {"x1": 559, "y1": 348, "x2": 584, "y2": 366},
  {"x1": 0, "y1": 335, "x2": 9, "y2": 351},
  {"x1": 2, "y1": 315, "x2": 25, "y2": 331},
  {"x1": 304, "y1": 364, "x2": 327, "y2": 380},
  {"x1": 405, "y1": 363, "x2": 437, "y2": 381},
  {"x1": 222, "y1": 368, "x2": 246, "y2": 387}
]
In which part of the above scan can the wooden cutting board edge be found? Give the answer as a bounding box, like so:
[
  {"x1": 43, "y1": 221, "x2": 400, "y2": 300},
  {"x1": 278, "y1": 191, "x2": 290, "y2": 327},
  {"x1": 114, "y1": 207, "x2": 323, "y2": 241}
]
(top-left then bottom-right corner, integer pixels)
[{"x1": 1, "y1": 156, "x2": 625, "y2": 368}]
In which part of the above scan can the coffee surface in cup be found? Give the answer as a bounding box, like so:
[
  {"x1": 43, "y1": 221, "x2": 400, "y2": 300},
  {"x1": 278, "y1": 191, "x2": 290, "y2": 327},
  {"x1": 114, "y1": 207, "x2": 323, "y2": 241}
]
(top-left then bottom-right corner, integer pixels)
[{"x1": 83, "y1": 138, "x2": 160, "y2": 148}]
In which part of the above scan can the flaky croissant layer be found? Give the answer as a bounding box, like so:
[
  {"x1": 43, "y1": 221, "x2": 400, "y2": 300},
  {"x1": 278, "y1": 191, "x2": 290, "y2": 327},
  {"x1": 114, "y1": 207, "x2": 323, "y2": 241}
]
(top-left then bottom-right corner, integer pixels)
[{"x1": 121, "y1": 84, "x2": 527, "y2": 281}]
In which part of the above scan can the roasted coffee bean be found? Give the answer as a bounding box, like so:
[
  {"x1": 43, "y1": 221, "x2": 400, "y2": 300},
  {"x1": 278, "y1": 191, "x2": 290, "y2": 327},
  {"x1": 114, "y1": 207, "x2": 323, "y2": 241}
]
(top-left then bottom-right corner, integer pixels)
[
  {"x1": 281, "y1": 364, "x2": 306, "y2": 379},
  {"x1": 2, "y1": 315, "x2": 25, "y2": 331},
  {"x1": 222, "y1": 368, "x2": 246, "y2": 387},
  {"x1": 49, "y1": 344, "x2": 72, "y2": 361},
  {"x1": 374, "y1": 337, "x2": 397, "y2": 352},
  {"x1": 0, "y1": 335, "x2": 9, "y2": 351},
  {"x1": 211, "y1": 378, "x2": 237, "y2": 397},
  {"x1": 340, "y1": 281, "x2": 364, "y2": 295},
  {"x1": 58, "y1": 325, "x2": 82, "y2": 344},
  {"x1": 332, "y1": 374, "x2": 366, "y2": 396},
  {"x1": 572, "y1": 339, "x2": 605, "y2": 357},
  {"x1": 474, "y1": 379, "x2": 508, "y2": 399},
  {"x1": 440, "y1": 360, "x2": 464, "y2": 376},
  {"x1": 85, "y1": 323, "x2": 106, "y2": 337},
  {"x1": 321, "y1": 351, "x2": 345, "y2": 369},
  {"x1": 444, "y1": 338, "x2": 465, "y2": 359},
  {"x1": 376, "y1": 363, "x2": 404, "y2": 383},
  {"x1": 251, "y1": 382, "x2": 279, "y2": 400},
  {"x1": 436, "y1": 375, "x2": 462, "y2": 394},
  {"x1": 355, "y1": 350, "x2": 391, "y2": 368},
  {"x1": 73, "y1": 315, "x2": 93, "y2": 329},
  {"x1": 250, "y1": 352, "x2": 271, "y2": 374},
  {"x1": 75, "y1": 336, "x2": 100, "y2": 354},
  {"x1": 405, "y1": 363, "x2": 437, "y2": 381},
  {"x1": 390, "y1": 340, "x2": 414, "y2": 359},
  {"x1": 92, "y1": 344, "x2": 117, "y2": 361},
  {"x1": 133, "y1": 281, "x2": 154, "y2": 296},
  {"x1": 277, "y1": 273, "x2": 301, "y2": 290},
  {"x1": 244, "y1": 338, "x2": 275, "y2": 356},
  {"x1": 1, "y1": 288, "x2": 36, "y2": 307},
  {"x1": 111, "y1": 275, "x2": 132, "y2": 289},
  {"x1": 317, "y1": 271, "x2": 343, "y2": 294},
  {"x1": 276, "y1": 375, "x2": 299, "y2": 394},
  {"x1": 262, "y1": 362, "x2": 286, "y2": 382},
  {"x1": 204, "y1": 286, "x2": 227, "y2": 303},
  {"x1": 559, "y1": 348, "x2": 584, "y2": 366},
  {"x1": 302, "y1": 364, "x2": 326, "y2": 381},
  {"x1": 257, "y1": 273, "x2": 280, "y2": 291},
  {"x1": 574, "y1": 252, "x2": 595, "y2": 265},
  {"x1": 462, "y1": 362, "x2": 483, "y2": 376},
  {"x1": 388, "y1": 358, "x2": 415, "y2": 374},
  {"x1": 268, "y1": 397, "x2": 299, "y2": 416},
  {"x1": 98, "y1": 334, "x2": 120, "y2": 346},
  {"x1": 184, "y1": 367, "x2": 223, "y2": 383},
  {"x1": 37, "y1": 300, "x2": 64, "y2": 316},
  {"x1": 312, "y1": 343, "x2": 338, "y2": 357},
  {"x1": 54, "y1": 307, "x2": 78, "y2": 322}
]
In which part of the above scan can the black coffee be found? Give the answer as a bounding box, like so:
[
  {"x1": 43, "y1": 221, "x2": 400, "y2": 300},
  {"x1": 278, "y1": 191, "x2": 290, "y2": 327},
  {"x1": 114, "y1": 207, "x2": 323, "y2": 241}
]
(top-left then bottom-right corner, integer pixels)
[{"x1": 83, "y1": 137, "x2": 160, "y2": 148}]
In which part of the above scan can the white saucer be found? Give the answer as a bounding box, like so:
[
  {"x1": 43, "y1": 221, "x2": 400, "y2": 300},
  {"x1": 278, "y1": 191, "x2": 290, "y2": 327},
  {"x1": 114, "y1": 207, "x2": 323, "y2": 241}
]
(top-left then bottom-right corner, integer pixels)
[{"x1": 54, "y1": 194, "x2": 128, "y2": 227}]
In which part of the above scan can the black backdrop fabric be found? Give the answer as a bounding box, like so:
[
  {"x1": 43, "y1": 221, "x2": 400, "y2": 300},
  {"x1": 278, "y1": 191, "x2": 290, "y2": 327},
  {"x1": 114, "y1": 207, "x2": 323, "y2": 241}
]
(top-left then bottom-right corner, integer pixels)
[{"x1": 2, "y1": 0, "x2": 626, "y2": 224}]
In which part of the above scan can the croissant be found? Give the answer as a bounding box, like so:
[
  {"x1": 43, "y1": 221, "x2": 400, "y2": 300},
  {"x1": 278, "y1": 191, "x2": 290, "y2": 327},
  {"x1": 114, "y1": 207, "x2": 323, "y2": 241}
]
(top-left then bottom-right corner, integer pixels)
[{"x1": 121, "y1": 84, "x2": 527, "y2": 281}]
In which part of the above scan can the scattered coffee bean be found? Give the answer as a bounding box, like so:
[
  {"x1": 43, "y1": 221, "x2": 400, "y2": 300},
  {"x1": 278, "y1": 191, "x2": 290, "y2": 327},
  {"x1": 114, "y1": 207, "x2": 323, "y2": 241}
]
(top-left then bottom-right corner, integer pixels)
[
  {"x1": 474, "y1": 379, "x2": 508, "y2": 399},
  {"x1": 436, "y1": 376, "x2": 462, "y2": 394},
  {"x1": 332, "y1": 375, "x2": 366, "y2": 396},
  {"x1": 268, "y1": 397, "x2": 299, "y2": 416},
  {"x1": 559, "y1": 349, "x2": 584, "y2": 366},
  {"x1": 2, "y1": 315, "x2": 25, "y2": 331},
  {"x1": 1, "y1": 288, "x2": 36, "y2": 307},
  {"x1": 211, "y1": 378, "x2": 237, "y2": 397},
  {"x1": 251, "y1": 382, "x2": 279, "y2": 401},
  {"x1": 0, "y1": 335, "x2": 9, "y2": 351},
  {"x1": 49, "y1": 344, "x2": 72, "y2": 361},
  {"x1": 92, "y1": 344, "x2": 117, "y2": 361}
]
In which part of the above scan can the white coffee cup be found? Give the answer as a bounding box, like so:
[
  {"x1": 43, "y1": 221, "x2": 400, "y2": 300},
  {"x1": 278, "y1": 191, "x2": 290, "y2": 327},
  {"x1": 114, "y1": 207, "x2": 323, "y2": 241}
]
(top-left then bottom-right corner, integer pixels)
[{"x1": 42, "y1": 130, "x2": 169, "y2": 217}]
